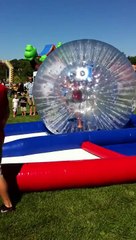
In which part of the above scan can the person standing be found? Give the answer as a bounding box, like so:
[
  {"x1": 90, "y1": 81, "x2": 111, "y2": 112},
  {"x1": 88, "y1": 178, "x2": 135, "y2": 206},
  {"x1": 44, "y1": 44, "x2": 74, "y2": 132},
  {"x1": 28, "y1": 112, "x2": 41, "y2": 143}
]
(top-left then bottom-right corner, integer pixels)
[
  {"x1": 12, "y1": 93, "x2": 19, "y2": 118},
  {"x1": 17, "y1": 82, "x2": 24, "y2": 96},
  {"x1": 19, "y1": 92, "x2": 27, "y2": 116},
  {"x1": 25, "y1": 77, "x2": 36, "y2": 116},
  {"x1": 0, "y1": 83, "x2": 14, "y2": 213}
]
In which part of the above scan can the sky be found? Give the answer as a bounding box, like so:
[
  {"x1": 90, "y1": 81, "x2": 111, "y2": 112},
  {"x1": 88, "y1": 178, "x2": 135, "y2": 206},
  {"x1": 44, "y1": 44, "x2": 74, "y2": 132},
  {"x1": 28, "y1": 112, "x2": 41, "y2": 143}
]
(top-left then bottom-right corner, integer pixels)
[{"x1": 0, "y1": 0, "x2": 136, "y2": 60}]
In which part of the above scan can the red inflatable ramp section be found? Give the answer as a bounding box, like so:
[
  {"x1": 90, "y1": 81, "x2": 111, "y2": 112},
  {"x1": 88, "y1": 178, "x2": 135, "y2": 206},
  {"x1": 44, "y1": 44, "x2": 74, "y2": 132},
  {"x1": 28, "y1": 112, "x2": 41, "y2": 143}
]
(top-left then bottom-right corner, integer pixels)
[
  {"x1": 17, "y1": 155, "x2": 136, "y2": 192},
  {"x1": 82, "y1": 141, "x2": 124, "y2": 158}
]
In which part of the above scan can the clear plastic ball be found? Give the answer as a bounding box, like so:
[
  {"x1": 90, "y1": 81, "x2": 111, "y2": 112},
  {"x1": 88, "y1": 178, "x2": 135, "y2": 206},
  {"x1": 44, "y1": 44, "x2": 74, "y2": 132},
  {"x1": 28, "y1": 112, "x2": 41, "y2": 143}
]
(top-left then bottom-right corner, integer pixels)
[{"x1": 33, "y1": 39, "x2": 136, "y2": 134}]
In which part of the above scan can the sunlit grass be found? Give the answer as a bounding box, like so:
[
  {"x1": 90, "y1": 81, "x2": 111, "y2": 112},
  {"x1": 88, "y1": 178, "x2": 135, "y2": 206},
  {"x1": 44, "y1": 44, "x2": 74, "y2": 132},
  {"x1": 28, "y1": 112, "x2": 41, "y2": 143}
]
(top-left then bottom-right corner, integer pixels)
[
  {"x1": 1, "y1": 185, "x2": 136, "y2": 240},
  {"x1": 7, "y1": 96, "x2": 40, "y2": 124}
]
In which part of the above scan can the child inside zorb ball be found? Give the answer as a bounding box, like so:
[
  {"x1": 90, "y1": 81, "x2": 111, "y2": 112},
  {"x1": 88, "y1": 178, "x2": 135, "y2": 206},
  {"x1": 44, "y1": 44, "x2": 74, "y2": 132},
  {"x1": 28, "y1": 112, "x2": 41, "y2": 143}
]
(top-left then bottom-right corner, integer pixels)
[{"x1": 33, "y1": 39, "x2": 136, "y2": 134}]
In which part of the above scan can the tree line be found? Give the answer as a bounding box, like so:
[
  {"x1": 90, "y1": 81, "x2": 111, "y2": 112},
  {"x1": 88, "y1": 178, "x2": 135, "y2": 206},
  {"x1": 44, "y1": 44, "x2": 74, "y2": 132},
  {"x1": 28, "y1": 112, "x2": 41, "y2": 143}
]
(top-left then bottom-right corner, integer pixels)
[
  {"x1": 0, "y1": 56, "x2": 136, "y2": 84},
  {"x1": 0, "y1": 59, "x2": 33, "y2": 83},
  {"x1": 128, "y1": 56, "x2": 136, "y2": 65}
]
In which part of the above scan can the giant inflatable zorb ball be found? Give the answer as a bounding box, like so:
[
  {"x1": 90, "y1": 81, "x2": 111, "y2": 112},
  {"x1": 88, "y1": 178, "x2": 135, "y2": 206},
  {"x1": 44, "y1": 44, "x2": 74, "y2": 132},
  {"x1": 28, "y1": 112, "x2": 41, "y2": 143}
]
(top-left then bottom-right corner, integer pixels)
[{"x1": 33, "y1": 39, "x2": 136, "y2": 134}]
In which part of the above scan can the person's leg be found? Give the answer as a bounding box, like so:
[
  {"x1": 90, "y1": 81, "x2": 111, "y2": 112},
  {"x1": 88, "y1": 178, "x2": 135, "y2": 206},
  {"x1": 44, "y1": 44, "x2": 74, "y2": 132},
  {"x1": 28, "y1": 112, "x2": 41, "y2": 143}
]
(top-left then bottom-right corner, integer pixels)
[
  {"x1": 0, "y1": 174, "x2": 12, "y2": 208},
  {"x1": 29, "y1": 106, "x2": 33, "y2": 115},
  {"x1": 21, "y1": 107, "x2": 24, "y2": 116},
  {"x1": 28, "y1": 97, "x2": 33, "y2": 115},
  {"x1": 33, "y1": 106, "x2": 36, "y2": 115},
  {"x1": 13, "y1": 107, "x2": 17, "y2": 117},
  {"x1": 0, "y1": 144, "x2": 14, "y2": 212},
  {"x1": 32, "y1": 97, "x2": 36, "y2": 115},
  {"x1": 24, "y1": 107, "x2": 26, "y2": 116},
  {"x1": 13, "y1": 107, "x2": 15, "y2": 117},
  {"x1": 15, "y1": 110, "x2": 17, "y2": 117}
]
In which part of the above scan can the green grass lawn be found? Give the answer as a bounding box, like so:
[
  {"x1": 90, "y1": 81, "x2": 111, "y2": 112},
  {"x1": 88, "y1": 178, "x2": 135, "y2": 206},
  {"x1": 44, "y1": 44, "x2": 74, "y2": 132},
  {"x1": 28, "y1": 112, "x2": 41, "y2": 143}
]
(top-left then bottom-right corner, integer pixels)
[
  {"x1": 7, "y1": 97, "x2": 40, "y2": 124},
  {"x1": 1, "y1": 98, "x2": 136, "y2": 240},
  {"x1": 1, "y1": 185, "x2": 136, "y2": 240}
]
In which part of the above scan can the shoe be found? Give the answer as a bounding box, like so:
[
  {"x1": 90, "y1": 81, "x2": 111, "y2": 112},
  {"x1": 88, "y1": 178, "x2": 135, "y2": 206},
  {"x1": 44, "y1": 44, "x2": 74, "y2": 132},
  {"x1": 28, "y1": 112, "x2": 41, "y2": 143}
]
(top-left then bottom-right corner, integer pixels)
[{"x1": 0, "y1": 205, "x2": 15, "y2": 213}]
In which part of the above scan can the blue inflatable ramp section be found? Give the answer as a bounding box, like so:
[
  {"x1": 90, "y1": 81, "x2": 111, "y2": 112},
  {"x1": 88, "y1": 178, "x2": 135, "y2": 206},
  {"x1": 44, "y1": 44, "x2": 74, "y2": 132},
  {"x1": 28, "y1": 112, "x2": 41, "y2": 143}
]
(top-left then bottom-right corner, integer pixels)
[
  {"x1": 4, "y1": 121, "x2": 50, "y2": 136},
  {"x1": 40, "y1": 44, "x2": 55, "y2": 56}
]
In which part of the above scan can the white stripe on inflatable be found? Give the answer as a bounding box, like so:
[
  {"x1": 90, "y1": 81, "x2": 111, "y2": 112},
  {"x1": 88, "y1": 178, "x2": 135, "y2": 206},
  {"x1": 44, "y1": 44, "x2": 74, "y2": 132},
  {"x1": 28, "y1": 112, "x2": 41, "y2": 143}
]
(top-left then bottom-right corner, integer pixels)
[
  {"x1": 4, "y1": 132, "x2": 48, "y2": 143},
  {"x1": 2, "y1": 148, "x2": 99, "y2": 164}
]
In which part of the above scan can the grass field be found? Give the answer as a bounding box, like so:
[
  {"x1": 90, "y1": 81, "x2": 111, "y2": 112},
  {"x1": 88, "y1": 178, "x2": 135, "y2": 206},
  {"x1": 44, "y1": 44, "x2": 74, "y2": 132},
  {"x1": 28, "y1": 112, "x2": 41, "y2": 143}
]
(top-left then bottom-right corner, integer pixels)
[
  {"x1": 1, "y1": 98, "x2": 136, "y2": 240},
  {"x1": 7, "y1": 97, "x2": 40, "y2": 124}
]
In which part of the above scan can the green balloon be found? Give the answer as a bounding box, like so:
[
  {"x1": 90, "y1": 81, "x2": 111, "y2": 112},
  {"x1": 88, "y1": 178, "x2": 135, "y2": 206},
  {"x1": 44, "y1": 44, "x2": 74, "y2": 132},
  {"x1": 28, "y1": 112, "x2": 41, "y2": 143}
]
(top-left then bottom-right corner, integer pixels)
[
  {"x1": 39, "y1": 55, "x2": 47, "y2": 62},
  {"x1": 56, "y1": 42, "x2": 62, "y2": 48},
  {"x1": 24, "y1": 44, "x2": 38, "y2": 61}
]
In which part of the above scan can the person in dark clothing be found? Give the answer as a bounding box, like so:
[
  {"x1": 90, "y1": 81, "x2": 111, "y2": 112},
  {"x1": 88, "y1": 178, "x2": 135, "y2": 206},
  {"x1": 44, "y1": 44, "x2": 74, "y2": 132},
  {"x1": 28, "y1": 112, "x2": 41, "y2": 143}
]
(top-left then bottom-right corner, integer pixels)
[
  {"x1": 17, "y1": 82, "x2": 24, "y2": 96},
  {"x1": 19, "y1": 92, "x2": 28, "y2": 116}
]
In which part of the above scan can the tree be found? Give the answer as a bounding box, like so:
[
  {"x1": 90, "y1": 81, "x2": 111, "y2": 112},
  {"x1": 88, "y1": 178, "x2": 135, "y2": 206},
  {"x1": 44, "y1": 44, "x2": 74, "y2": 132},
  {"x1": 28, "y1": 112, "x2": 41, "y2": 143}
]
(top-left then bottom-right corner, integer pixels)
[
  {"x1": 0, "y1": 62, "x2": 7, "y2": 80},
  {"x1": 11, "y1": 59, "x2": 33, "y2": 82},
  {"x1": 128, "y1": 56, "x2": 136, "y2": 65}
]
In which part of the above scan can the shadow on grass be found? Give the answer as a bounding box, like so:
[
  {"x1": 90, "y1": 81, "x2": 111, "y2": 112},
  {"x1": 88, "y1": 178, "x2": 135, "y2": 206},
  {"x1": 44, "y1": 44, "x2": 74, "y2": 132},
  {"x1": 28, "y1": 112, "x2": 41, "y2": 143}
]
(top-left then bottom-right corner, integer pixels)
[{"x1": 2, "y1": 164, "x2": 23, "y2": 207}]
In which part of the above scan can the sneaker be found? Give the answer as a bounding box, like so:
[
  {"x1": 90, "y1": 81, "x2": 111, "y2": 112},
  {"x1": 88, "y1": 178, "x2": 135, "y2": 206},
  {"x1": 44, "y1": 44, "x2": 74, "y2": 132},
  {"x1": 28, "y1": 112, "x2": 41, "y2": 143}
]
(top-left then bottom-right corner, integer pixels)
[{"x1": 0, "y1": 205, "x2": 15, "y2": 213}]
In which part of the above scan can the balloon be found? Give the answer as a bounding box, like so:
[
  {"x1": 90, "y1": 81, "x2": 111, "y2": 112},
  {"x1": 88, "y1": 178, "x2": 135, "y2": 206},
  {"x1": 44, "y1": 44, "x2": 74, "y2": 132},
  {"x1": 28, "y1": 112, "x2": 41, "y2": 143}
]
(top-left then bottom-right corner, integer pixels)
[
  {"x1": 24, "y1": 44, "x2": 38, "y2": 61},
  {"x1": 56, "y1": 42, "x2": 62, "y2": 48},
  {"x1": 39, "y1": 55, "x2": 47, "y2": 62},
  {"x1": 33, "y1": 39, "x2": 136, "y2": 134}
]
